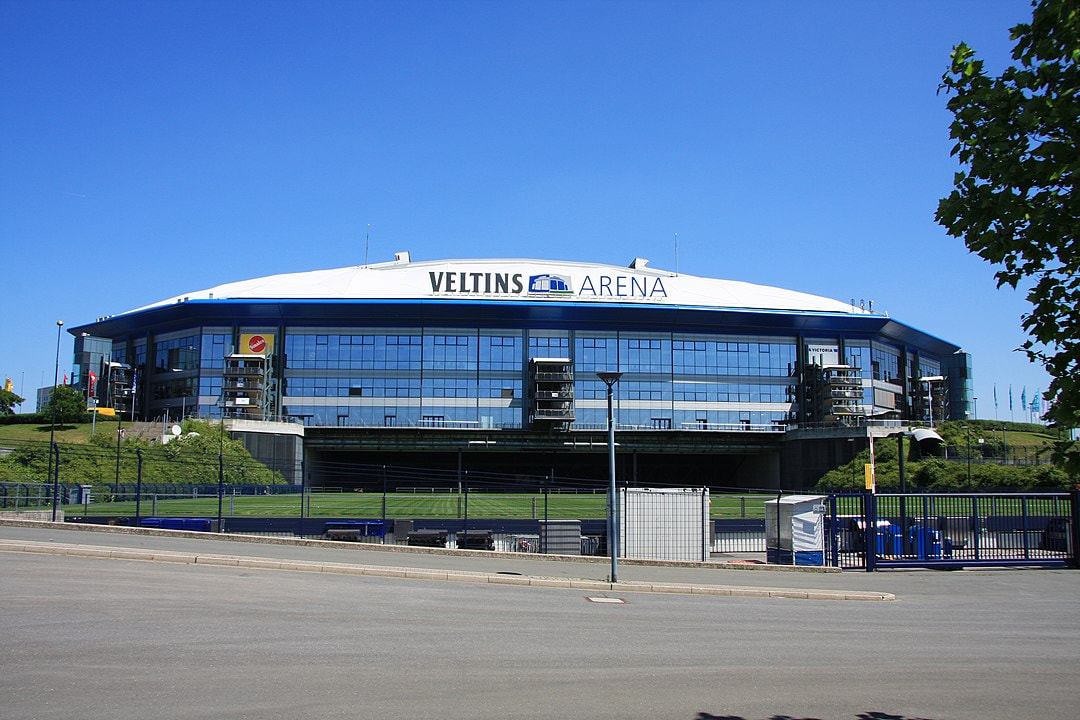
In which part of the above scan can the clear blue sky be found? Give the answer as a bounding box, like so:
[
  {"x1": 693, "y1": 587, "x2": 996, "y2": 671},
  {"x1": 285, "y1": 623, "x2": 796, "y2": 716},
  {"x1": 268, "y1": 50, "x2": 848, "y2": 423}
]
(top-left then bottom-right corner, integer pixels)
[{"x1": 0, "y1": 0, "x2": 1050, "y2": 421}]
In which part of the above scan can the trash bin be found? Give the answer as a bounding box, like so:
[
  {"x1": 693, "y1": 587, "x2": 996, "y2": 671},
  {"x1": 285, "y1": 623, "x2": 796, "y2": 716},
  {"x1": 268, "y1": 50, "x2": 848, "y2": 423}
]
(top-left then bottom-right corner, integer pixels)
[{"x1": 908, "y1": 525, "x2": 953, "y2": 559}]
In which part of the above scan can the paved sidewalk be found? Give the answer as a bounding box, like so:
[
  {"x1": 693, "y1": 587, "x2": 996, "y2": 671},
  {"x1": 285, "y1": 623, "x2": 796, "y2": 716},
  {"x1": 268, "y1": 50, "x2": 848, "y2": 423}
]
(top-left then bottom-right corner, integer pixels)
[{"x1": 0, "y1": 519, "x2": 905, "y2": 599}]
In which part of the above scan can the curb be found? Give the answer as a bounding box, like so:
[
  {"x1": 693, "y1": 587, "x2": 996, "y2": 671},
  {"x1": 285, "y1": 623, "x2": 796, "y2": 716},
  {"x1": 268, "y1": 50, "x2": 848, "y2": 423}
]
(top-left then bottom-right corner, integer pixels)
[
  {"x1": 0, "y1": 539, "x2": 894, "y2": 602},
  {"x1": 0, "y1": 518, "x2": 840, "y2": 573}
]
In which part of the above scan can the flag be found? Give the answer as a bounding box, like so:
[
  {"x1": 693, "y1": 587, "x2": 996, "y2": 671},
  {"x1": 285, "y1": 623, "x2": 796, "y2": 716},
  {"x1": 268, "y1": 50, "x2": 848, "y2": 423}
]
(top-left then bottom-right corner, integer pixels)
[
  {"x1": 88, "y1": 371, "x2": 98, "y2": 397},
  {"x1": 3, "y1": 377, "x2": 11, "y2": 392},
  {"x1": 1031, "y1": 389, "x2": 1040, "y2": 414},
  {"x1": 63, "y1": 374, "x2": 68, "y2": 385},
  {"x1": 1009, "y1": 385, "x2": 1013, "y2": 411},
  {"x1": 993, "y1": 385, "x2": 998, "y2": 409},
  {"x1": 1021, "y1": 387, "x2": 1027, "y2": 411}
]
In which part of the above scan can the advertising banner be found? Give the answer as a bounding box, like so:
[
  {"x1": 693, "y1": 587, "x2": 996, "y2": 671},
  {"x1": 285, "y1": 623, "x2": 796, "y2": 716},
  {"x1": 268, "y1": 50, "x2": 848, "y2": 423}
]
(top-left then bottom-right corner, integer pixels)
[{"x1": 239, "y1": 333, "x2": 275, "y2": 356}]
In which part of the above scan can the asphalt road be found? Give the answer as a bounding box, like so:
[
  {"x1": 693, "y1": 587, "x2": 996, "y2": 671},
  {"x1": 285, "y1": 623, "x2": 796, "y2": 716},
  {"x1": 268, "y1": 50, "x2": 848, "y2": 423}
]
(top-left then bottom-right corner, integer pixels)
[{"x1": 2, "y1": 527, "x2": 1078, "y2": 719}]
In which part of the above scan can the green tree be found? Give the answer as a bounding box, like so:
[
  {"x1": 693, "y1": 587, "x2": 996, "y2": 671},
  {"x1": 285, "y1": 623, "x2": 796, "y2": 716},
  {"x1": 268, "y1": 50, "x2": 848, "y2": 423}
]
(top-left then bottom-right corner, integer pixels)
[
  {"x1": 44, "y1": 385, "x2": 89, "y2": 425},
  {"x1": 0, "y1": 388, "x2": 24, "y2": 415},
  {"x1": 936, "y1": 0, "x2": 1080, "y2": 475}
]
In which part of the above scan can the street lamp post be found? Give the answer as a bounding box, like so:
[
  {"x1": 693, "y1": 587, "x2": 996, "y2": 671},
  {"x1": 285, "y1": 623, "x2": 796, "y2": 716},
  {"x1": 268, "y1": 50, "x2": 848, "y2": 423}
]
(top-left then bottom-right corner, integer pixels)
[
  {"x1": 49, "y1": 320, "x2": 63, "y2": 521},
  {"x1": 597, "y1": 371, "x2": 623, "y2": 583}
]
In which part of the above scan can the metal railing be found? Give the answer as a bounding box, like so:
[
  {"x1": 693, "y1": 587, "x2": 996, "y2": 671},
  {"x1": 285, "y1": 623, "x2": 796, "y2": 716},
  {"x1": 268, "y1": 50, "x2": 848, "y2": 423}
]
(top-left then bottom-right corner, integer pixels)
[{"x1": 828, "y1": 492, "x2": 1077, "y2": 570}]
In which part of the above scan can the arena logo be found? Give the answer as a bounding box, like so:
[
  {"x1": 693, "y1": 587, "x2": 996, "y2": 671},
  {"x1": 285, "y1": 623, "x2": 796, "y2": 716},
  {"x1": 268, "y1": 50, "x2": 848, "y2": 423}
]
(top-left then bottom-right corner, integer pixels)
[
  {"x1": 527, "y1": 274, "x2": 573, "y2": 294},
  {"x1": 427, "y1": 270, "x2": 667, "y2": 299}
]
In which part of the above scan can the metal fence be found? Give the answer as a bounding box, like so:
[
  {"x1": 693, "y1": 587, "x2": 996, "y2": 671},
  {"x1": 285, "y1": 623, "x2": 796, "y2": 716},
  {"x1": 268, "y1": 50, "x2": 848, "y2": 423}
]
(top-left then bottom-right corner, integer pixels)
[
  {"x1": 0, "y1": 482, "x2": 56, "y2": 512},
  {"x1": 4, "y1": 436, "x2": 1073, "y2": 570},
  {"x1": 38, "y1": 483, "x2": 765, "y2": 524},
  {"x1": 827, "y1": 492, "x2": 1077, "y2": 570},
  {"x1": 940, "y1": 446, "x2": 1055, "y2": 466}
]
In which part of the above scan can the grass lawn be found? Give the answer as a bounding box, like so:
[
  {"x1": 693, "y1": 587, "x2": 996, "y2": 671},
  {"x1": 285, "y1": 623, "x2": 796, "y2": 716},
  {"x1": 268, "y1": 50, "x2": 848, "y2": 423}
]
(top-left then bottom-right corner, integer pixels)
[
  {"x1": 0, "y1": 421, "x2": 105, "y2": 445},
  {"x1": 63, "y1": 491, "x2": 771, "y2": 520}
]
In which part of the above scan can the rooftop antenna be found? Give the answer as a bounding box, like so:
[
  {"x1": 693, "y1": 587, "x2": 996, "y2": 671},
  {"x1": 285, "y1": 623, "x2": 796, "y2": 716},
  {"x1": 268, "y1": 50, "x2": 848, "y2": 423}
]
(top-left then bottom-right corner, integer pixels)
[
  {"x1": 674, "y1": 232, "x2": 679, "y2": 276},
  {"x1": 364, "y1": 224, "x2": 370, "y2": 266}
]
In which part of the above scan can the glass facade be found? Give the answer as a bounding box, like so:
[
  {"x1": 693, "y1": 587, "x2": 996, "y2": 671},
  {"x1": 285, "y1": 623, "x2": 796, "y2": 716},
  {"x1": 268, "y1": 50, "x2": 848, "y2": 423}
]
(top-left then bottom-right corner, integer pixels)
[
  {"x1": 277, "y1": 328, "x2": 800, "y2": 429},
  {"x1": 86, "y1": 322, "x2": 946, "y2": 429}
]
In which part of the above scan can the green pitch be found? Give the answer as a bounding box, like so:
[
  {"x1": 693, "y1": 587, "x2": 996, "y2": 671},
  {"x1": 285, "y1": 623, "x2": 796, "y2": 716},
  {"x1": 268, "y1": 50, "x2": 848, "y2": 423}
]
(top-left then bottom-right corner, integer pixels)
[{"x1": 64, "y1": 491, "x2": 770, "y2": 520}]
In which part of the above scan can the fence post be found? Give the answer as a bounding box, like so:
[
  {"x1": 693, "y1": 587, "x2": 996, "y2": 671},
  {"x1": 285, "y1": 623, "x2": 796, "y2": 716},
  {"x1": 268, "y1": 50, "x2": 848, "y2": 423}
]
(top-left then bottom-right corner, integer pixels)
[
  {"x1": 1070, "y1": 490, "x2": 1080, "y2": 570},
  {"x1": 828, "y1": 494, "x2": 838, "y2": 567},
  {"x1": 774, "y1": 490, "x2": 782, "y2": 565},
  {"x1": 462, "y1": 471, "x2": 469, "y2": 549},
  {"x1": 972, "y1": 495, "x2": 981, "y2": 561},
  {"x1": 542, "y1": 481, "x2": 549, "y2": 554},
  {"x1": 135, "y1": 448, "x2": 143, "y2": 524},
  {"x1": 381, "y1": 465, "x2": 387, "y2": 525},
  {"x1": 216, "y1": 452, "x2": 224, "y2": 533},
  {"x1": 701, "y1": 488, "x2": 708, "y2": 562},
  {"x1": 50, "y1": 443, "x2": 61, "y2": 522},
  {"x1": 864, "y1": 490, "x2": 877, "y2": 572},
  {"x1": 298, "y1": 458, "x2": 305, "y2": 536},
  {"x1": 1021, "y1": 495, "x2": 1030, "y2": 560}
]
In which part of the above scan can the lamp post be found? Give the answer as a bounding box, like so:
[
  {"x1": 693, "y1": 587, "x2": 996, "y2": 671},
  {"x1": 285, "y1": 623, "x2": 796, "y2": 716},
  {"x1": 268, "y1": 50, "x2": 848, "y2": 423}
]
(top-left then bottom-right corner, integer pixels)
[
  {"x1": 597, "y1": 371, "x2": 623, "y2": 583},
  {"x1": 49, "y1": 320, "x2": 63, "y2": 521}
]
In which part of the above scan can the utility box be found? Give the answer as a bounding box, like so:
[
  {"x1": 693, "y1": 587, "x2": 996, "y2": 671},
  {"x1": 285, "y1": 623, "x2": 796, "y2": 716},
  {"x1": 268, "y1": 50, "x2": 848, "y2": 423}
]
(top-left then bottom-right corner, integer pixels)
[
  {"x1": 619, "y1": 487, "x2": 710, "y2": 562},
  {"x1": 67, "y1": 484, "x2": 93, "y2": 505},
  {"x1": 539, "y1": 520, "x2": 582, "y2": 555},
  {"x1": 764, "y1": 495, "x2": 826, "y2": 566}
]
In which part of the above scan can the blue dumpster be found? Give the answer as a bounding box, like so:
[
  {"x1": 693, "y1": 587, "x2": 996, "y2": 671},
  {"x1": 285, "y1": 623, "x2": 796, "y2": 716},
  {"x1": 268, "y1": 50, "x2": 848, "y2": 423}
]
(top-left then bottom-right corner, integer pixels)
[
  {"x1": 877, "y1": 523, "x2": 903, "y2": 556},
  {"x1": 908, "y1": 525, "x2": 954, "y2": 560}
]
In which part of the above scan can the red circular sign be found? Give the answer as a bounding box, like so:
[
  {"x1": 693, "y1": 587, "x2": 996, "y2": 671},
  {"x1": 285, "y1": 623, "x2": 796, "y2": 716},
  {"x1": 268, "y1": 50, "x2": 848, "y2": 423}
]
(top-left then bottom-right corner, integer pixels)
[{"x1": 248, "y1": 335, "x2": 267, "y2": 354}]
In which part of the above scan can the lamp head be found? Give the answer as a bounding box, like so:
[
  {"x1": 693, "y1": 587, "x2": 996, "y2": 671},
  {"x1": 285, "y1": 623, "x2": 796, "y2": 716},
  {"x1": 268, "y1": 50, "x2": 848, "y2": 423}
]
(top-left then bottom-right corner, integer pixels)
[{"x1": 596, "y1": 371, "x2": 623, "y2": 387}]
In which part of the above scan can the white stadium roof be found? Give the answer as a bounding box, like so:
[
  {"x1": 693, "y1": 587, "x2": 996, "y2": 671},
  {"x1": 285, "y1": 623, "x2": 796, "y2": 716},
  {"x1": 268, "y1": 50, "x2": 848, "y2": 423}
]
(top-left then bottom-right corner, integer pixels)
[{"x1": 130, "y1": 255, "x2": 875, "y2": 317}]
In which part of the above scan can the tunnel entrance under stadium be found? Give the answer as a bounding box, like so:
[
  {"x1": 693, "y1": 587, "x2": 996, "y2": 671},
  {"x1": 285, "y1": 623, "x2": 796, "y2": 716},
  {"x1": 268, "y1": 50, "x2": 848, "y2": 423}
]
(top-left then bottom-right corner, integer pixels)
[{"x1": 300, "y1": 427, "x2": 785, "y2": 492}]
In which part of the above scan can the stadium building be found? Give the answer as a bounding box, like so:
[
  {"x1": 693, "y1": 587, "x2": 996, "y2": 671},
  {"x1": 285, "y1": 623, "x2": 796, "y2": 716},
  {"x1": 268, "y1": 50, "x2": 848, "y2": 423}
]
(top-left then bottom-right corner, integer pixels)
[{"x1": 69, "y1": 254, "x2": 971, "y2": 489}]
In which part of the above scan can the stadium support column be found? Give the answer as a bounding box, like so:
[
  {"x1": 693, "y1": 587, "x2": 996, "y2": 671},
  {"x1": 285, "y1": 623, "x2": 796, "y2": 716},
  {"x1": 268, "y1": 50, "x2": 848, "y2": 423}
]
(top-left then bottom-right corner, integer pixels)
[{"x1": 597, "y1": 371, "x2": 622, "y2": 583}]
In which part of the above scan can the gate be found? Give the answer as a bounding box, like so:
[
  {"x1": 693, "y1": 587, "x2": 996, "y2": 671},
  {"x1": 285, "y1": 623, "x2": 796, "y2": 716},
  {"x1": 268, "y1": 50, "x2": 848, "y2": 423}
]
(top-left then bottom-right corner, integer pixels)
[{"x1": 827, "y1": 492, "x2": 1079, "y2": 571}]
